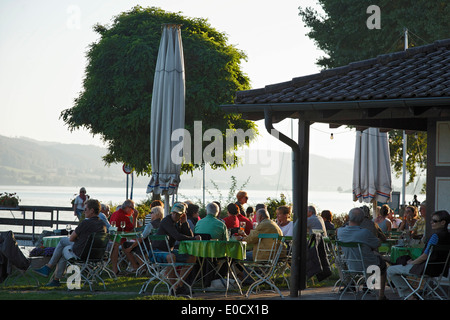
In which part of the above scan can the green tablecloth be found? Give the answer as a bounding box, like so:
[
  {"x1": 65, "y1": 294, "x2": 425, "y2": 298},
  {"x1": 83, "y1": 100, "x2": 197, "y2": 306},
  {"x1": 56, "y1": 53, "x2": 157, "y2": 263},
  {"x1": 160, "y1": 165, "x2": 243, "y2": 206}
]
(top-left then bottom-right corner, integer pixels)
[
  {"x1": 42, "y1": 235, "x2": 66, "y2": 248},
  {"x1": 178, "y1": 240, "x2": 246, "y2": 260},
  {"x1": 390, "y1": 245, "x2": 423, "y2": 263},
  {"x1": 112, "y1": 231, "x2": 142, "y2": 243}
]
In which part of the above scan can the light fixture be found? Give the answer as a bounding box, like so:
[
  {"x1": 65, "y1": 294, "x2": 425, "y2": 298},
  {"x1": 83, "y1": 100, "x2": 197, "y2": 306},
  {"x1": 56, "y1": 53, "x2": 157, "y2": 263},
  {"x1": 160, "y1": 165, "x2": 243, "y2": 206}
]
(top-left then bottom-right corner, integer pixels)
[{"x1": 330, "y1": 133, "x2": 334, "y2": 140}]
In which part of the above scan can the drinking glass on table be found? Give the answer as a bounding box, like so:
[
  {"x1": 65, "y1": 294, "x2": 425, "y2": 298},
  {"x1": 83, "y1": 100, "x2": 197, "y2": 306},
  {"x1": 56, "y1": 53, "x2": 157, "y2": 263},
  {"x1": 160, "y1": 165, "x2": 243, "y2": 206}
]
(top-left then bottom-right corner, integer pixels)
[
  {"x1": 137, "y1": 218, "x2": 143, "y2": 228},
  {"x1": 239, "y1": 221, "x2": 246, "y2": 233},
  {"x1": 120, "y1": 221, "x2": 126, "y2": 234}
]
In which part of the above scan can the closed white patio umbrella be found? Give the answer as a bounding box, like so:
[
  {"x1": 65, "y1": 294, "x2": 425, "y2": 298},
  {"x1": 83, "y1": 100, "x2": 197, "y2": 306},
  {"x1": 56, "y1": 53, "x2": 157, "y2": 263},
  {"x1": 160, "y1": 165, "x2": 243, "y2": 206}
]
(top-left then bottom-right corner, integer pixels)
[
  {"x1": 352, "y1": 128, "x2": 392, "y2": 213},
  {"x1": 147, "y1": 24, "x2": 185, "y2": 216}
]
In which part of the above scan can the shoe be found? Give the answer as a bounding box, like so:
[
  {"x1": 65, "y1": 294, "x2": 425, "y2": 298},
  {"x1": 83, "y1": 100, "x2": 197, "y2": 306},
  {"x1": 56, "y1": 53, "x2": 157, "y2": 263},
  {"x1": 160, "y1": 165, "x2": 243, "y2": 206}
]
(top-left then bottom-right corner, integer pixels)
[
  {"x1": 33, "y1": 265, "x2": 51, "y2": 277},
  {"x1": 126, "y1": 267, "x2": 137, "y2": 274},
  {"x1": 45, "y1": 279, "x2": 61, "y2": 287}
]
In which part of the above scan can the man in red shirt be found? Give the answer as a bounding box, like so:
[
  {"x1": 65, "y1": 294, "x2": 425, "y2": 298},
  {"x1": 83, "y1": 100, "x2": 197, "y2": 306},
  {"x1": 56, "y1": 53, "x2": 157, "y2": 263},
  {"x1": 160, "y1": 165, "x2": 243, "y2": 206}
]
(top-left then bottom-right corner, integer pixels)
[{"x1": 109, "y1": 199, "x2": 138, "y2": 274}]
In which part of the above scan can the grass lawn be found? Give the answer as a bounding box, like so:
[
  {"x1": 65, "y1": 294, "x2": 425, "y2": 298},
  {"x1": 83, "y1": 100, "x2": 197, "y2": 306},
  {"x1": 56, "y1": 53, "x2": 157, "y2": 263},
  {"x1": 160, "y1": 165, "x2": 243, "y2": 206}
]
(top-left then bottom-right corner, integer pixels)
[{"x1": 0, "y1": 266, "x2": 340, "y2": 300}]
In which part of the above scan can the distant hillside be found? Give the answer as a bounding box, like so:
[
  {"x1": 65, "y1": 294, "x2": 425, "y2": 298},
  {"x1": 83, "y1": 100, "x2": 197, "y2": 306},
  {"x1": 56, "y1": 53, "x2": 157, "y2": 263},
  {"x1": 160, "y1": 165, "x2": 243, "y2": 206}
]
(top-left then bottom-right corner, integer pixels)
[
  {"x1": 0, "y1": 135, "x2": 125, "y2": 187},
  {"x1": 0, "y1": 135, "x2": 355, "y2": 192}
]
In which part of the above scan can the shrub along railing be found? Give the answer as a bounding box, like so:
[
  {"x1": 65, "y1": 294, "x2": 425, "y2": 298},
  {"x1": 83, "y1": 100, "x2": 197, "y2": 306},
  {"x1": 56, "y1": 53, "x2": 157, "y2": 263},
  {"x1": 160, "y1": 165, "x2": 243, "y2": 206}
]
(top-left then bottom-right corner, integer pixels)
[{"x1": 0, "y1": 206, "x2": 75, "y2": 242}]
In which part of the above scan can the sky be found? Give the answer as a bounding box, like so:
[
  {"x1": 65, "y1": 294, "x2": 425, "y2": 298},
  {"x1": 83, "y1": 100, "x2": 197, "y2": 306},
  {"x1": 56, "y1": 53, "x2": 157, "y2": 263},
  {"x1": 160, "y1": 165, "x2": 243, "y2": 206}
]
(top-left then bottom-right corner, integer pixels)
[{"x1": 0, "y1": 0, "x2": 357, "y2": 160}]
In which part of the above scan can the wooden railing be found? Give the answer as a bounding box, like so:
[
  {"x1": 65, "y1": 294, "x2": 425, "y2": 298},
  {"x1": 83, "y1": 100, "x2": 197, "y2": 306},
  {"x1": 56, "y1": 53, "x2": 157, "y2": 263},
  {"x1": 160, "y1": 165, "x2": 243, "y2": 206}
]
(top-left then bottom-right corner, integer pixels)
[{"x1": 0, "y1": 205, "x2": 76, "y2": 242}]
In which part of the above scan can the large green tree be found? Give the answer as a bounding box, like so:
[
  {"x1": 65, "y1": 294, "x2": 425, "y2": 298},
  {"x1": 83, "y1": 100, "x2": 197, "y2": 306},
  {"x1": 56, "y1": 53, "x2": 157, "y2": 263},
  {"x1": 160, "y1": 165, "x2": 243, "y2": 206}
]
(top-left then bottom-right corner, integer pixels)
[
  {"x1": 299, "y1": 1, "x2": 450, "y2": 189},
  {"x1": 60, "y1": 6, "x2": 257, "y2": 175}
]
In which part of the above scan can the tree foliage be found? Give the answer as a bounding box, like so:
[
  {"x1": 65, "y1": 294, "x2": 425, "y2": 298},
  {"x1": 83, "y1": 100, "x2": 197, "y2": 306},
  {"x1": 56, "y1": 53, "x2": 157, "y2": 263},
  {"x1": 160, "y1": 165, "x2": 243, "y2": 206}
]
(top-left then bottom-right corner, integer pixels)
[
  {"x1": 299, "y1": 0, "x2": 450, "y2": 69},
  {"x1": 299, "y1": 1, "x2": 449, "y2": 188},
  {"x1": 60, "y1": 6, "x2": 257, "y2": 175}
]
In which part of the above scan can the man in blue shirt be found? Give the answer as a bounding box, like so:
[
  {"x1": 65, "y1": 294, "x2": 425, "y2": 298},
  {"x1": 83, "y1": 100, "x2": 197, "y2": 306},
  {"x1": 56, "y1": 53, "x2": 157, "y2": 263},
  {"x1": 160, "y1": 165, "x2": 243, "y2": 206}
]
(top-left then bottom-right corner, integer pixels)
[
  {"x1": 337, "y1": 207, "x2": 387, "y2": 300},
  {"x1": 195, "y1": 203, "x2": 228, "y2": 241}
]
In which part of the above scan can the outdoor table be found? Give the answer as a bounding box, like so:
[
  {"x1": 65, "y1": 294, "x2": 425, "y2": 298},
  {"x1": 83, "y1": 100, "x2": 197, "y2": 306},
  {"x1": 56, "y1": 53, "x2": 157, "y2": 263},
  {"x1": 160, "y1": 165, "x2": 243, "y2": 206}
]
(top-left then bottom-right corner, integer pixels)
[
  {"x1": 390, "y1": 245, "x2": 423, "y2": 264},
  {"x1": 42, "y1": 235, "x2": 66, "y2": 248},
  {"x1": 178, "y1": 240, "x2": 246, "y2": 295}
]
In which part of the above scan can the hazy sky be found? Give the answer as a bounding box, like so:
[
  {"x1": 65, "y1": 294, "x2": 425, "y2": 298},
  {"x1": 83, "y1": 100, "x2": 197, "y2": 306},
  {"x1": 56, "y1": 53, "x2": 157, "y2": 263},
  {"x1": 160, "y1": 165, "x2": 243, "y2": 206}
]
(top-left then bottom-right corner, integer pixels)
[{"x1": 0, "y1": 0, "x2": 356, "y2": 159}]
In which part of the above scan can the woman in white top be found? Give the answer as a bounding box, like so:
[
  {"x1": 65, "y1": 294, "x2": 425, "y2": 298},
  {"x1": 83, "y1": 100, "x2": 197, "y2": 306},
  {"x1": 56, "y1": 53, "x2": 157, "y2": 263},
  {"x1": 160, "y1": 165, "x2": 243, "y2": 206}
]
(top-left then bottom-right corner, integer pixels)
[
  {"x1": 276, "y1": 205, "x2": 293, "y2": 237},
  {"x1": 73, "y1": 187, "x2": 89, "y2": 221}
]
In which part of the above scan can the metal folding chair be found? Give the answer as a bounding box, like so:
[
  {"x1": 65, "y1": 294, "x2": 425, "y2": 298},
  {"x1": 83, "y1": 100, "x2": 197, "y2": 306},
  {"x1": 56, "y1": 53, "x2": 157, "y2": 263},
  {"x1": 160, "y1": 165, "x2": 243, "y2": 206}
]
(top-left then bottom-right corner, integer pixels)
[
  {"x1": 2, "y1": 258, "x2": 40, "y2": 287},
  {"x1": 66, "y1": 232, "x2": 110, "y2": 291},
  {"x1": 275, "y1": 235, "x2": 292, "y2": 289},
  {"x1": 139, "y1": 234, "x2": 196, "y2": 297},
  {"x1": 400, "y1": 244, "x2": 450, "y2": 300},
  {"x1": 242, "y1": 233, "x2": 285, "y2": 298},
  {"x1": 335, "y1": 241, "x2": 375, "y2": 300}
]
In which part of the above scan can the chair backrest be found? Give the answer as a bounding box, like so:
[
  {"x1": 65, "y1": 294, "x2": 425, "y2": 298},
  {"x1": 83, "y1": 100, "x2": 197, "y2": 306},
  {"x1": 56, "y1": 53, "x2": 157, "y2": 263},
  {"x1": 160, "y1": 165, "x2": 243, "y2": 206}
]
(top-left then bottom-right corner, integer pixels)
[
  {"x1": 424, "y1": 245, "x2": 450, "y2": 277},
  {"x1": 194, "y1": 233, "x2": 212, "y2": 240},
  {"x1": 254, "y1": 233, "x2": 283, "y2": 262},
  {"x1": 336, "y1": 241, "x2": 366, "y2": 273},
  {"x1": 281, "y1": 236, "x2": 293, "y2": 260},
  {"x1": 147, "y1": 234, "x2": 170, "y2": 263},
  {"x1": 79, "y1": 232, "x2": 109, "y2": 261}
]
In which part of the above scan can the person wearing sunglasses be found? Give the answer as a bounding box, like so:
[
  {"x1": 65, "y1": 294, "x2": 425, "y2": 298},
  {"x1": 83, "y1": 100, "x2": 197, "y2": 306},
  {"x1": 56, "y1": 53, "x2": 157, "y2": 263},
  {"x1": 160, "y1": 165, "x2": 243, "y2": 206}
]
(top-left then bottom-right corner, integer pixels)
[{"x1": 387, "y1": 210, "x2": 450, "y2": 299}]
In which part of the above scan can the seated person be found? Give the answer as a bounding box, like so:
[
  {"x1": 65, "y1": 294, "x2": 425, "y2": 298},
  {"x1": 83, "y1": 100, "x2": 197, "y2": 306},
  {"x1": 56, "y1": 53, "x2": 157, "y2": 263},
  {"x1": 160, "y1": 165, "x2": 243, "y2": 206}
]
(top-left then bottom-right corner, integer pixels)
[
  {"x1": 145, "y1": 200, "x2": 164, "y2": 226},
  {"x1": 151, "y1": 202, "x2": 201, "y2": 295},
  {"x1": 337, "y1": 207, "x2": 387, "y2": 300},
  {"x1": 142, "y1": 205, "x2": 163, "y2": 232},
  {"x1": 359, "y1": 205, "x2": 387, "y2": 243},
  {"x1": 387, "y1": 210, "x2": 450, "y2": 299},
  {"x1": 237, "y1": 208, "x2": 285, "y2": 261},
  {"x1": 109, "y1": 199, "x2": 138, "y2": 274},
  {"x1": 100, "y1": 203, "x2": 111, "y2": 231},
  {"x1": 307, "y1": 205, "x2": 327, "y2": 236},
  {"x1": 237, "y1": 209, "x2": 253, "y2": 235},
  {"x1": 321, "y1": 210, "x2": 335, "y2": 231},
  {"x1": 374, "y1": 204, "x2": 392, "y2": 234},
  {"x1": 33, "y1": 199, "x2": 107, "y2": 286},
  {"x1": 123, "y1": 206, "x2": 164, "y2": 267},
  {"x1": 194, "y1": 202, "x2": 228, "y2": 241},
  {"x1": 276, "y1": 205, "x2": 293, "y2": 236},
  {"x1": 223, "y1": 203, "x2": 240, "y2": 232},
  {"x1": 186, "y1": 203, "x2": 200, "y2": 231},
  {"x1": 399, "y1": 205, "x2": 419, "y2": 231},
  {"x1": 411, "y1": 201, "x2": 427, "y2": 241}
]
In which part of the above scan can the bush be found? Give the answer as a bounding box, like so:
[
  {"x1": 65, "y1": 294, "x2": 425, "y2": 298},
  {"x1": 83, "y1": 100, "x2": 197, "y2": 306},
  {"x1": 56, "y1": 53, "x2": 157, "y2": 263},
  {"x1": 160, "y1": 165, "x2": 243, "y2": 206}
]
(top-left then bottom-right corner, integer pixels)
[
  {"x1": 0, "y1": 192, "x2": 20, "y2": 207},
  {"x1": 265, "y1": 193, "x2": 291, "y2": 220}
]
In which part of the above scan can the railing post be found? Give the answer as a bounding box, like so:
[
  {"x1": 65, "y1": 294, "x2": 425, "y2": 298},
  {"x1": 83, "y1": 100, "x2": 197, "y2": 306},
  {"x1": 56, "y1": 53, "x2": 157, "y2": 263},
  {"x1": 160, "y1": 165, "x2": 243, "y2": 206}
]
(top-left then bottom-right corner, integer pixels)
[{"x1": 32, "y1": 208, "x2": 36, "y2": 243}]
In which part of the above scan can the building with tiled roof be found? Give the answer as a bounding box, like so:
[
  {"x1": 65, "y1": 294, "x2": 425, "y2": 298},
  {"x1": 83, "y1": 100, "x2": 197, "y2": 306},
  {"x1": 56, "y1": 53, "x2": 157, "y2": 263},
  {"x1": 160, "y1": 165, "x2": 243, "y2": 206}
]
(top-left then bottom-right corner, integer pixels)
[{"x1": 222, "y1": 39, "x2": 450, "y2": 297}]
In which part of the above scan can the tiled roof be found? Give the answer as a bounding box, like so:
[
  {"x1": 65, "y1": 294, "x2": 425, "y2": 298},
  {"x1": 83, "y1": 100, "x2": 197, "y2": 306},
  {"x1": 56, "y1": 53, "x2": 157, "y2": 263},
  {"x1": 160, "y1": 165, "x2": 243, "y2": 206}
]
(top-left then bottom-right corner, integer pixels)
[{"x1": 235, "y1": 39, "x2": 450, "y2": 105}]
